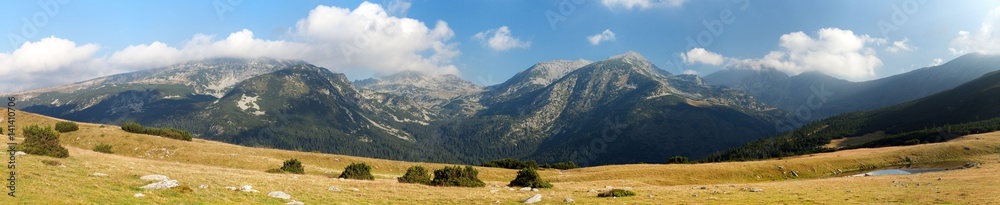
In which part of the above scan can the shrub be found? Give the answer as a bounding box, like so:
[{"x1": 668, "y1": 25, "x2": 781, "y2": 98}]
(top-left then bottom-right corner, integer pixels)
[
  {"x1": 93, "y1": 143, "x2": 113, "y2": 154},
  {"x1": 666, "y1": 156, "x2": 689, "y2": 164},
  {"x1": 280, "y1": 158, "x2": 304, "y2": 174},
  {"x1": 398, "y1": 165, "x2": 431, "y2": 184},
  {"x1": 508, "y1": 167, "x2": 552, "y2": 188},
  {"x1": 598, "y1": 189, "x2": 636, "y2": 197},
  {"x1": 54, "y1": 121, "x2": 79, "y2": 133},
  {"x1": 339, "y1": 162, "x2": 374, "y2": 180},
  {"x1": 482, "y1": 158, "x2": 538, "y2": 170},
  {"x1": 430, "y1": 166, "x2": 485, "y2": 187},
  {"x1": 21, "y1": 125, "x2": 69, "y2": 158},
  {"x1": 542, "y1": 161, "x2": 580, "y2": 170},
  {"x1": 121, "y1": 122, "x2": 192, "y2": 141}
]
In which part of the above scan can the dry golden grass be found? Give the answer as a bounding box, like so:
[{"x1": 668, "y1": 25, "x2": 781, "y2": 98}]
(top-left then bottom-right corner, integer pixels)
[
  {"x1": 6, "y1": 111, "x2": 1000, "y2": 204},
  {"x1": 824, "y1": 131, "x2": 888, "y2": 149}
]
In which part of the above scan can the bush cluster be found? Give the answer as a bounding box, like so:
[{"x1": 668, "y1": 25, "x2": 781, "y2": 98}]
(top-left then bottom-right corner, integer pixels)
[
  {"x1": 598, "y1": 189, "x2": 636, "y2": 197},
  {"x1": 121, "y1": 122, "x2": 192, "y2": 141},
  {"x1": 54, "y1": 121, "x2": 79, "y2": 133},
  {"x1": 481, "y1": 158, "x2": 538, "y2": 170},
  {"x1": 398, "y1": 165, "x2": 431, "y2": 184},
  {"x1": 339, "y1": 162, "x2": 374, "y2": 180},
  {"x1": 21, "y1": 125, "x2": 69, "y2": 158},
  {"x1": 430, "y1": 166, "x2": 485, "y2": 187},
  {"x1": 508, "y1": 167, "x2": 552, "y2": 188},
  {"x1": 93, "y1": 143, "x2": 113, "y2": 154},
  {"x1": 541, "y1": 161, "x2": 580, "y2": 170},
  {"x1": 281, "y1": 158, "x2": 305, "y2": 174}
]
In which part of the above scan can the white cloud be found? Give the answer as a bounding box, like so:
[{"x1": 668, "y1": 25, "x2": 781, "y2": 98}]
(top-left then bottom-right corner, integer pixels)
[
  {"x1": 473, "y1": 26, "x2": 531, "y2": 51},
  {"x1": 0, "y1": 37, "x2": 108, "y2": 91},
  {"x1": 601, "y1": 0, "x2": 686, "y2": 10},
  {"x1": 387, "y1": 0, "x2": 411, "y2": 17},
  {"x1": 950, "y1": 6, "x2": 1000, "y2": 55},
  {"x1": 885, "y1": 37, "x2": 914, "y2": 53},
  {"x1": 681, "y1": 48, "x2": 724, "y2": 66},
  {"x1": 930, "y1": 58, "x2": 943, "y2": 66},
  {"x1": 682, "y1": 69, "x2": 699, "y2": 75},
  {"x1": 685, "y1": 28, "x2": 884, "y2": 81},
  {"x1": 0, "y1": 1, "x2": 462, "y2": 92},
  {"x1": 587, "y1": 29, "x2": 617, "y2": 45}
]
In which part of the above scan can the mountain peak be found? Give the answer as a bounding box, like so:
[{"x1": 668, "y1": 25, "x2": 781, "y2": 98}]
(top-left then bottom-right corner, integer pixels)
[{"x1": 608, "y1": 51, "x2": 647, "y2": 62}]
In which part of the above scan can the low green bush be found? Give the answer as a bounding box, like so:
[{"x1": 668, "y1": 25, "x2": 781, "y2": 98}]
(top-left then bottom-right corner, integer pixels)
[
  {"x1": 281, "y1": 158, "x2": 304, "y2": 174},
  {"x1": 508, "y1": 167, "x2": 552, "y2": 188},
  {"x1": 339, "y1": 162, "x2": 374, "y2": 180},
  {"x1": 21, "y1": 125, "x2": 69, "y2": 158},
  {"x1": 598, "y1": 189, "x2": 636, "y2": 197},
  {"x1": 398, "y1": 165, "x2": 431, "y2": 184},
  {"x1": 93, "y1": 143, "x2": 113, "y2": 154},
  {"x1": 54, "y1": 121, "x2": 79, "y2": 133},
  {"x1": 430, "y1": 166, "x2": 484, "y2": 187}
]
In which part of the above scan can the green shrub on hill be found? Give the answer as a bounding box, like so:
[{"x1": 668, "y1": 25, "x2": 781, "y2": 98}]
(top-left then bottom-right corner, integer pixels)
[
  {"x1": 339, "y1": 162, "x2": 374, "y2": 180},
  {"x1": 93, "y1": 143, "x2": 113, "y2": 154},
  {"x1": 121, "y1": 122, "x2": 192, "y2": 141},
  {"x1": 281, "y1": 158, "x2": 304, "y2": 174},
  {"x1": 542, "y1": 161, "x2": 580, "y2": 170},
  {"x1": 430, "y1": 166, "x2": 485, "y2": 187},
  {"x1": 54, "y1": 121, "x2": 78, "y2": 133},
  {"x1": 21, "y1": 125, "x2": 69, "y2": 158},
  {"x1": 598, "y1": 189, "x2": 636, "y2": 197},
  {"x1": 398, "y1": 165, "x2": 431, "y2": 184},
  {"x1": 508, "y1": 167, "x2": 552, "y2": 188},
  {"x1": 481, "y1": 158, "x2": 538, "y2": 170}
]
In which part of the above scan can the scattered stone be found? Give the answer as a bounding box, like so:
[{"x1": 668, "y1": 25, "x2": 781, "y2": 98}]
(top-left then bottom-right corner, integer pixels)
[
  {"x1": 225, "y1": 186, "x2": 238, "y2": 191},
  {"x1": 587, "y1": 189, "x2": 598, "y2": 193},
  {"x1": 495, "y1": 200, "x2": 501, "y2": 203},
  {"x1": 268, "y1": 191, "x2": 292, "y2": 200},
  {"x1": 91, "y1": 173, "x2": 108, "y2": 177},
  {"x1": 749, "y1": 188, "x2": 764, "y2": 192},
  {"x1": 519, "y1": 187, "x2": 532, "y2": 191},
  {"x1": 648, "y1": 194, "x2": 655, "y2": 198},
  {"x1": 240, "y1": 185, "x2": 258, "y2": 193},
  {"x1": 286, "y1": 201, "x2": 305, "y2": 205},
  {"x1": 349, "y1": 187, "x2": 360, "y2": 191},
  {"x1": 133, "y1": 193, "x2": 145, "y2": 197},
  {"x1": 490, "y1": 189, "x2": 499, "y2": 194},
  {"x1": 524, "y1": 194, "x2": 542, "y2": 204},
  {"x1": 531, "y1": 188, "x2": 538, "y2": 192},
  {"x1": 140, "y1": 174, "x2": 170, "y2": 181},
  {"x1": 508, "y1": 187, "x2": 515, "y2": 191},
  {"x1": 563, "y1": 197, "x2": 574, "y2": 203},
  {"x1": 777, "y1": 165, "x2": 784, "y2": 171},
  {"x1": 14, "y1": 151, "x2": 26, "y2": 156},
  {"x1": 198, "y1": 184, "x2": 208, "y2": 189},
  {"x1": 141, "y1": 180, "x2": 179, "y2": 190},
  {"x1": 791, "y1": 170, "x2": 799, "y2": 177},
  {"x1": 327, "y1": 186, "x2": 341, "y2": 191}
]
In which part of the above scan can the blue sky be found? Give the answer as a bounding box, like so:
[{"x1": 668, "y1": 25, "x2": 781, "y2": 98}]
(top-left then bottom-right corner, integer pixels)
[{"x1": 2, "y1": 0, "x2": 1000, "y2": 91}]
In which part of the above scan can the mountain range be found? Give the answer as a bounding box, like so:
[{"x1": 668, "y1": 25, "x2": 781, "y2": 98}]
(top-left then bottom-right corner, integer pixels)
[{"x1": 9, "y1": 52, "x2": 998, "y2": 166}]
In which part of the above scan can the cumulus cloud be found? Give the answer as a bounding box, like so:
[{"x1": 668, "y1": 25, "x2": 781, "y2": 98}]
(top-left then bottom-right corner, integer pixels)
[
  {"x1": 685, "y1": 28, "x2": 885, "y2": 81},
  {"x1": 950, "y1": 6, "x2": 1000, "y2": 55},
  {"x1": 0, "y1": 1, "x2": 461, "y2": 92},
  {"x1": 885, "y1": 37, "x2": 915, "y2": 53},
  {"x1": 587, "y1": 29, "x2": 617, "y2": 45},
  {"x1": 681, "y1": 48, "x2": 724, "y2": 66},
  {"x1": 473, "y1": 26, "x2": 531, "y2": 51},
  {"x1": 0, "y1": 37, "x2": 109, "y2": 91},
  {"x1": 930, "y1": 58, "x2": 943, "y2": 66},
  {"x1": 601, "y1": 0, "x2": 686, "y2": 10}
]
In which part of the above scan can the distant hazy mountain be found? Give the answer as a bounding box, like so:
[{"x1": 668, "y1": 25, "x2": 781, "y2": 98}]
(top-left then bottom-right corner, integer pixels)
[
  {"x1": 10, "y1": 52, "x2": 789, "y2": 166},
  {"x1": 707, "y1": 67, "x2": 1000, "y2": 162},
  {"x1": 704, "y1": 53, "x2": 1000, "y2": 125},
  {"x1": 354, "y1": 71, "x2": 483, "y2": 115}
]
